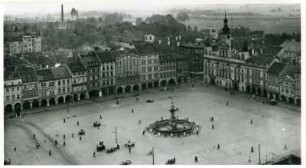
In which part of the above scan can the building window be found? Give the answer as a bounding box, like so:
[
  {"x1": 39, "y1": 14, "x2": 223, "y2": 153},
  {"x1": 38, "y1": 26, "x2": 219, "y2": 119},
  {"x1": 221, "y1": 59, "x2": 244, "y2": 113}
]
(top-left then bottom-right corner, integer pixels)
[
  {"x1": 6, "y1": 96, "x2": 9, "y2": 101},
  {"x1": 58, "y1": 81, "x2": 61, "y2": 85},
  {"x1": 63, "y1": 80, "x2": 65, "y2": 85},
  {"x1": 6, "y1": 88, "x2": 9, "y2": 92},
  {"x1": 17, "y1": 95, "x2": 20, "y2": 99},
  {"x1": 67, "y1": 79, "x2": 70, "y2": 84}
]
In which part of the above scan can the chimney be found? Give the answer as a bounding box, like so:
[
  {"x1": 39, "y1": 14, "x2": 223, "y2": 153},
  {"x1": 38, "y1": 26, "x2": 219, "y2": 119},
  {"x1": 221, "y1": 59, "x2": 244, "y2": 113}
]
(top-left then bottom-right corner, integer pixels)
[{"x1": 61, "y1": 4, "x2": 64, "y2": 22}]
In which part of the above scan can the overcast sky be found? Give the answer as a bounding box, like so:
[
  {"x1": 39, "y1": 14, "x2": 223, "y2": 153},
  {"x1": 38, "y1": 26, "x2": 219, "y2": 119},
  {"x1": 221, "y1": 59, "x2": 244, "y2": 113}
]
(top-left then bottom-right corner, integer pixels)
[{"x1": 1, "y1": 0, "x2": 301, "y2": 16}]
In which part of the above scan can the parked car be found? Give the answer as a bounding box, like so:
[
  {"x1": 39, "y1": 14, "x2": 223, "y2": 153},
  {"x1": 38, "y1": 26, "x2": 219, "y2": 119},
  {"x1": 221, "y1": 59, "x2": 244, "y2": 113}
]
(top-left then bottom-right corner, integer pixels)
[
  {"x1": 165, "y1": 158, "x2": 176, "y2": 165},
  {"x1": 269, "y1": 99, "x2": 277, "y2": 105},
  {"x1": 78, "y1": 129, "x2": 85, "y2": 135},
  {"x1": 146, "y1": 99, "x2": 154, "y2": 103},
  {"x1": 120, "y1": 160, "x2": 132, "y2": 165}
]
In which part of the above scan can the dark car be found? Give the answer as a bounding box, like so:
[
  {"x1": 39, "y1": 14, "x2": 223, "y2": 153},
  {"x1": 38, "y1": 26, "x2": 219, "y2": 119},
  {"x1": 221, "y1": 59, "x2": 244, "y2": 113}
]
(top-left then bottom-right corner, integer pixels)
[
  {"x1": 93, "y1": 122, "x2": 101, "y2": 127},
  {"x1": 269, "y1": 99, "x2": 277, "y2": 105},
  {"x1": 78, "y1": 129, "x2": 85, "y2": 135},
  {"x1": 165, "y1": 158, "x2": 176, "y2": 165},
  {"x1": 146, "y1": 99, "x2": 154, "y2": 103},
  {"x1": 120, "y1": 160, "x2": 132, "y2": 165}
]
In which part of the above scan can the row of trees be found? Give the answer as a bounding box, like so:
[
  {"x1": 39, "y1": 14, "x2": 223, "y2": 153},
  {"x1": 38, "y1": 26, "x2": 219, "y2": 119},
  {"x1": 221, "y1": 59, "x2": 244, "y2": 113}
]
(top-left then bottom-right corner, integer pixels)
[{"x1": 40, "y1": 14, "x2": 189, "y2": 50}]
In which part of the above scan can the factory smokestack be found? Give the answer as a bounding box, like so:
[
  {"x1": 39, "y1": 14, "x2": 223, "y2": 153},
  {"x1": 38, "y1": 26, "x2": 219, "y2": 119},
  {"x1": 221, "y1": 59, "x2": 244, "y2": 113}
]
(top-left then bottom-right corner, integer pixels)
[{"x1": 61, "y1": 4, "x2": 64, "y2": 22}]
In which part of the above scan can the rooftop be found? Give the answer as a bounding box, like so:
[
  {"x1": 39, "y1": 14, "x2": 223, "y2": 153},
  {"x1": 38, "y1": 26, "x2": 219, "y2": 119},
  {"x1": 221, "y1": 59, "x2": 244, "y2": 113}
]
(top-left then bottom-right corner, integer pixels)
[
  {"x1": 35, "y1": 69, "x2": 54, "y2": 81},
  {"x1": 4, "y1": 66, "x2": 20, "y2": 81},
  {"x1": 80, "y1": 52, "x2": 100, "y2": 68},
  {"x1": 267, "y1": 62, "x2": 286, "y2": 76},
  {"x1": 279, "y1": 63, "x2": 300, "y2": 77},
  {"x1": 280, "y1": 40, "x2": 301, "y2": 50},
  {"x1": 95, "y1": 51, "x2": 117, "y2": 63},
  {"x1": 246, "y1": 45, "x2": 282, "y2": 66},
  {"x1": 17, "y1": 66, "x2": 38, "y2": 83},
  {"x1": 67, "y1": 61, "x2": 86, "y2": 73},
  {"x1": 51, "y1": 66, "x2": 71, "y2": 79}
]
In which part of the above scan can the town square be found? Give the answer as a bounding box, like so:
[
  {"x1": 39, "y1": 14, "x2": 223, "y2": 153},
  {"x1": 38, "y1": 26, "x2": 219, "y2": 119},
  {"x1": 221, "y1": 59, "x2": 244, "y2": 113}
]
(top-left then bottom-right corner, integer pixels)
[{"x1": 3, "y1": 1, "x2": 302, "y2": 165}]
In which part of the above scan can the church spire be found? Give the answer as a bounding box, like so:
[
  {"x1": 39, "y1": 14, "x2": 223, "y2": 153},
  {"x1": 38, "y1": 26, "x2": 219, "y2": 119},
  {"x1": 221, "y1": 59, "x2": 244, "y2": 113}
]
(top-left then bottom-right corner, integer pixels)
[{"x1": 222, "y1": 11, "x2": 230, "y2": 35}]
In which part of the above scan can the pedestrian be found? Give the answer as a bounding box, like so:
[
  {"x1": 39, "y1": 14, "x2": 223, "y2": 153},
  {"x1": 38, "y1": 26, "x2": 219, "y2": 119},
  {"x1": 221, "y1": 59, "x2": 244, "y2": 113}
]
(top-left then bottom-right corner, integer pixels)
[
  {"x1": 63, "y1": 134, "x2": 65, "y2": 140},
  {"x1": 117, "y1": 144, "x2": 120, "y2": 149},
  {"x1": 226, "y1": 101, "x2": 229, "y2": 106},
  {"x1": 13, "y1": 147, "x2": 16, "y2": 152},
  {"x1": 33, "y1": 133, "x2": 36, "y2": 140},
  {"x1": 36, "y1": 142, "x2": 40, "y2": 149},
  {"x1": 196, "y1": 130, "x2": 199, "y2": 135},
  {"x1": 72, "y1": 133, "x2": 74, "y2": 138},
  {"x1": 284, "y1": 144, "x2": 287, "y2": 150},
  {"x1": 251, "y1": 146, "x2": 254, "y2": 153},
  {"x1": 63, "y1": 118, "x2": 65, "y2": 123},
  {"x1": 250, "y1": 119, "x2": 253, "y2": 125},
  {"x1": 248, "y1": 156, "x2": 251, "y2": 163},
  {"x1": 212, "y1": 117, "x2": 214, "y2": 122},
  {"x1": 49, "y1": 150, "x2": 52, "y2": 156},
  {"x1": 93, "y1": 151, "x2": 96, "y2": 158},
  {"x1": 77, "y1": 121, "x2": 79, "y2": 126},
  {"x1": 212, "y1": 125, "x2": 214, "y2": 129},
  {"x1": 79, "y1": 136, "x2": 82, "y2": 141},
  {"x1": 131, "y1": 109, "x2": 134, "y2": 113},
  {"x1": 138, "y1": 120, "x2": 141, "y2": 124},
  {"x1": 195, "y1": 156, "x2": 198, "y2": 162},
  {"x1": 55, "y1": 140, "x2": 58, "y2": 146},
  {"x1": 63, "y1": 141, "x2": 66, "y2": 146},
  {"x1": 129, "y1": 147, "x2": 131, "y2": 153},
  {"x1": 136, "y1": 97, "x2": 139, "y2": 101},
  {"x1": 217, "y1": 144, "x2": 220, "y2": 150},
  {"x1": 143, "y1": 130, "x2": 145, "y2": 135},
  {"x1": 100, "y1": 115, "x2": 102, "y2": 119}
]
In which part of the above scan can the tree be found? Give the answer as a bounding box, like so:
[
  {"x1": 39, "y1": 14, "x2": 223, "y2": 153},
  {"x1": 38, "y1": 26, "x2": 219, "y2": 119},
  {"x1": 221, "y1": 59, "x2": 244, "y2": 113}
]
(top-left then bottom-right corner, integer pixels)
[
  {"x1": 176, "y1": 12, "x2": 190, "y2": 22},
  {"x1": 136, "y1": 17, "x2": 143, "y2": 26}
]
